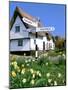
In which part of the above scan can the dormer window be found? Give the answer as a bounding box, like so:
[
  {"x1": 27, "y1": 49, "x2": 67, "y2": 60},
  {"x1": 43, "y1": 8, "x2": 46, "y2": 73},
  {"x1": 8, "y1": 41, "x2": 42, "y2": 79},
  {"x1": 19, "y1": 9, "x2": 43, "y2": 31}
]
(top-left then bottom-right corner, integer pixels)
[{"x1": 15, "y1": 26, "x2": 20, "y2": 32}]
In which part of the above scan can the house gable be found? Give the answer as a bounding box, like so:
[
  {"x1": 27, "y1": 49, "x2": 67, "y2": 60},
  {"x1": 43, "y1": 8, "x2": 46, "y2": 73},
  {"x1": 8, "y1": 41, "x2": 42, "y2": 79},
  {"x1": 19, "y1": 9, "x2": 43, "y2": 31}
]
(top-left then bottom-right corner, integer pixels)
[
  {"x1": 10, "y1": 16, "x2": 29, "y2": 39},
  {"x1": 11, "y1": 16, "x2": 26, "y2": 33}
]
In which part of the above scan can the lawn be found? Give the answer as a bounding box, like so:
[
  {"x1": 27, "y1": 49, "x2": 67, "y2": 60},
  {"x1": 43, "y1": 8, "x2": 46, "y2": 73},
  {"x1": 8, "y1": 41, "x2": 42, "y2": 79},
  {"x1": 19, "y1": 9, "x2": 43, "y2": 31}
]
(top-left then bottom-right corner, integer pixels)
[{"x1": 9, "y1": 51, "x2": 66, "y2": 89}]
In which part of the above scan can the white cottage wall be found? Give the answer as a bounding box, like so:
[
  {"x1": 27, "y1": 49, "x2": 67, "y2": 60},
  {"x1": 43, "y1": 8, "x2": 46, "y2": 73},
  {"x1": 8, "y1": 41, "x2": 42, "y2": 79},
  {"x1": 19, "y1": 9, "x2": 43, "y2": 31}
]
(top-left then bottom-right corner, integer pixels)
[
  {"x1": 10, "y1": 16, "x2": 29, "y2": 39},
  {"x1": 43, "y1": 37, "x2": 55, "y2": 50},
  {"x1": 10, "y1": 16, "x2": 55, "y2": 52},
  {"x1": 29, "y1": 34, "x2": 43, "y2": 50},
  {"x1": 10, "y1": 39, "x2": 30, "y2": 51}
]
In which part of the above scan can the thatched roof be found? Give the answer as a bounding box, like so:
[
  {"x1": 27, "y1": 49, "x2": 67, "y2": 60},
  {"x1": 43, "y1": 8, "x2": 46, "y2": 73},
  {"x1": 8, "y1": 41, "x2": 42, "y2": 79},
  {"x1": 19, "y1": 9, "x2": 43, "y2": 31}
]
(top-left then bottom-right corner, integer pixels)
[{"x1": 10, "y1": 6, "x2": 43, "y2": 30}]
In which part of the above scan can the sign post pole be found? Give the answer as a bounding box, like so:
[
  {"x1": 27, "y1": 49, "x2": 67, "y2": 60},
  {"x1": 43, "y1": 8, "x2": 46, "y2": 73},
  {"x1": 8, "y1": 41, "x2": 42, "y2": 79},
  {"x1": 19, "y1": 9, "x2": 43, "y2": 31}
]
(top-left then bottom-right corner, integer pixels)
[
  {"x1": 35, "y1": 31, "x2": 38, "y2": 59},
  {"x1": 43, "y1": 41, "x2": 45, "y2": 52}
]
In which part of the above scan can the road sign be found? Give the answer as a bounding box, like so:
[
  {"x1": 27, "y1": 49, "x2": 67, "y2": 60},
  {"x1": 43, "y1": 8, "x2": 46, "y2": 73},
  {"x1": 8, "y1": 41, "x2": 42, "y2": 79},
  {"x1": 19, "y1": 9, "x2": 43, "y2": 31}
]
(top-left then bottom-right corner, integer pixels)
[
  {"x1": 36, "y1": 27, "x2": 55, "y2": 32},
  {"x1": 23, "y1": 17, "x2": 38, "y2": 27}
]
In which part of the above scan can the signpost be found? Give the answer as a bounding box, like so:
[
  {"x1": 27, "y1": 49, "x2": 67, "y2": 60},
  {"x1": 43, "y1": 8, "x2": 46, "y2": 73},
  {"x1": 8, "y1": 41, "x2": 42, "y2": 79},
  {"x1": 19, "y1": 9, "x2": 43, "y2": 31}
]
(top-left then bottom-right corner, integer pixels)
[
  {"x1": 36, "y1": 27, "x2": 55, "y2": 32},
  {"x1": 23, "y1": 17, "x2": 38, "y2": 27},
  {"x1": 22, "y1": 17, "x2": 55, "y2": 59}
]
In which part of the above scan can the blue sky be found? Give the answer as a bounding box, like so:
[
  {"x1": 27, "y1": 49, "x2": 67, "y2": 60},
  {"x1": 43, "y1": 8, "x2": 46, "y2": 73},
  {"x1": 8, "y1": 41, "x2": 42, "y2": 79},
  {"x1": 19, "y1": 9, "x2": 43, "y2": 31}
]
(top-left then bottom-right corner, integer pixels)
[{"x1": 9, "y1": 1, "x2": 66, "y2": 37}]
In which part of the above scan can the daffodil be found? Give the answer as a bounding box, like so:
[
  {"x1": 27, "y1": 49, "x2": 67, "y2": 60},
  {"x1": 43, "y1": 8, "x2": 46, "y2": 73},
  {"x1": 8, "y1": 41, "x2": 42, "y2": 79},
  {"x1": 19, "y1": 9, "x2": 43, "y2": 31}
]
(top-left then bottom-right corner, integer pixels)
[
  {"x1": 33, "y1": 59, "x2": 35, "y2": 62},
  {"x1": 46, "y1": 73, "x2": 50, "y2": 78},
  {"x1": 13, "y1": 61, "x2": 18, "y2": 69},
  {"x1": 21, "y1": 68, "x2": 25, "y2": 74},
  {"x1": 58, "y1": 73, "x2": 61, "y2": 78},
  {"x1": 13, "y1": 61, "x2": 17, "y2": 65},
  {"x1": 32, "y1": 74, "x2": 35, "y2": 78},
  {"x1": 48, "y1": 79, "x2": 52, "y2": 83},
  {"x1": 26, "y1": 63, "x2": 29, "y2": 66},
  {"x1": 25, "y1": 60, "x2": 28, "y2": 63},
  {"x1": 62, "y1": 54, "x2": 65, "y2": 59},
  {"x1": 14, "y1": 65, "x2": 18, "y2": 69},
  {"x1": 28, "y1": 59, "x2": 31, "y2": 62},
  {"x1": 22, "y1": 64, "x2": 24, "y2": 67},
  {"x1": 59, "y1": 52, "x2": 62, "y2": 54},
  {"x1": 36, "y1": 71, "x2": 42, "y2": 77},
  {"x1": 30, "y1": 69, "x2": 34, "y2": 74},
  {"x1": 54, "y1": 81, "x2": 57, "y2": 86},
  {"x1": 17, "y1": 66, "x2": 20, "y2": 72},
  {"x1": 38, "y1": 73, "x2": 42, "y2": 77},
  {"x1": 46, "y1": 62, "x2": 48, "y2": 66},
  {"x1": 36, "y1": 71, "x2": 40, "y2": 75},
  {"x1": 12, "y1": 71, "x2": 16, "y2": 77},
  {"x1": 22, "y1": 78, "x2": 26, "y2": 83},
  {"x1": 30, "y1": 79, "x2": 35, "y2": 85}
]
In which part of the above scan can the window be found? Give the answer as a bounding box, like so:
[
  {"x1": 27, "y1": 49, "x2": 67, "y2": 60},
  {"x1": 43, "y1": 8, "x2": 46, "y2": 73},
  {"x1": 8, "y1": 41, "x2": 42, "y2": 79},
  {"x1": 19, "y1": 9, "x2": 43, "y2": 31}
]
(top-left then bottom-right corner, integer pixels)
[
  {"x1": 15, "y1": 26, "x2": 20, "y2": 32},
  {"x1": 18, "y1": 39, "x2": 23, "y2": 46}
]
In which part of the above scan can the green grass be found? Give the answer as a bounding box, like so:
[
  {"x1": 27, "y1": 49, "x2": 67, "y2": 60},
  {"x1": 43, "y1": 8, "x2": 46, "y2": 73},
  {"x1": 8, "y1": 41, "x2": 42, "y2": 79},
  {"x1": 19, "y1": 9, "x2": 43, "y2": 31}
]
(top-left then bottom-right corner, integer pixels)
[{"x1": 9, "y1": 51, "x2": 66, "y2": 88}]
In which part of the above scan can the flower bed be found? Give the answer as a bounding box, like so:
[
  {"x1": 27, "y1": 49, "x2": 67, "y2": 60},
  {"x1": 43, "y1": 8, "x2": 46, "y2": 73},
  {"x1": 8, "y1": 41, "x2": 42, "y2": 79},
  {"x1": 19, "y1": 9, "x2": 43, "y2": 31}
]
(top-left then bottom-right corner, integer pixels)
[{"x1": 9, "y1": 51, "x2": 66, "y2": 88}]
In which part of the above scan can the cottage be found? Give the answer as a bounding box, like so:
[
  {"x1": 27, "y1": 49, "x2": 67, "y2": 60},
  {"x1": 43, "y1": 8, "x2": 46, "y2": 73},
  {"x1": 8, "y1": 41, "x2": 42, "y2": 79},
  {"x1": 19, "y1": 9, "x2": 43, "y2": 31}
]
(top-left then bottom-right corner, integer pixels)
[{"x1": 10, "y1": 6, "x2": 55, "y2": 55}]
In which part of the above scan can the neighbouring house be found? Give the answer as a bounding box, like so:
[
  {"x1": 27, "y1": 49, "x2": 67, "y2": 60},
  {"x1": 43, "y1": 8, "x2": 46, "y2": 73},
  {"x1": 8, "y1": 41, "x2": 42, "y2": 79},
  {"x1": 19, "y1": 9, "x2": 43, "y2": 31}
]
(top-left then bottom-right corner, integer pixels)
[{"x1": 10, "y1": 6, "x2": 55, "y2": 55}]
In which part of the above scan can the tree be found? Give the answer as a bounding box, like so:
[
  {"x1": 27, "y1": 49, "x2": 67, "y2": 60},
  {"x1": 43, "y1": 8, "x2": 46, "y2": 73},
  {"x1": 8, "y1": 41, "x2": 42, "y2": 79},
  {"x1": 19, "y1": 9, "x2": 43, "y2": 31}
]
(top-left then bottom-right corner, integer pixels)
[{"x1": 54, "y1": 36, "x2": 65, "y2": 50}]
